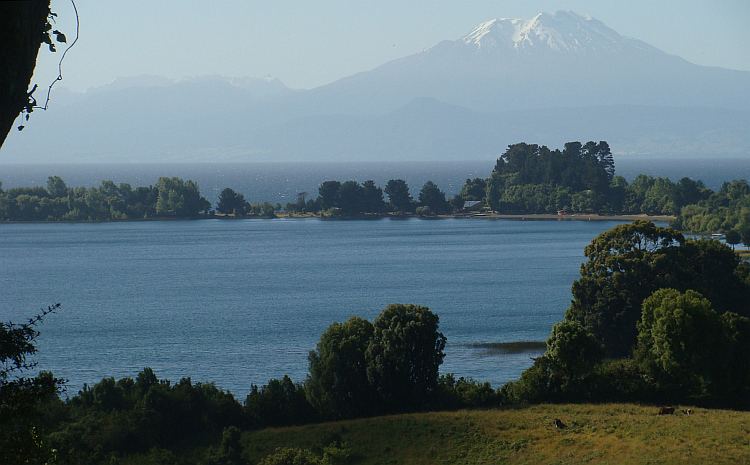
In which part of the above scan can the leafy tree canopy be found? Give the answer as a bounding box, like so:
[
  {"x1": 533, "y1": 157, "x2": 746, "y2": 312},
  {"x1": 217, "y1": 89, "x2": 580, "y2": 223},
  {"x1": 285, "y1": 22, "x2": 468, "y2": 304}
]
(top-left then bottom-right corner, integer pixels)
[
  {"x1": 307, "y1": 304, "x2": 447, "y2": 418},
  {"x1": 306, "y1": 316, "x2": 374, "y2": 419},
  {"x1": 0, "y1": 304, "x2": 63, "y2": 465},
  {"x1": 567, "y1": 220, "x2": 750, "y2": 357},
  {"x1": 637, "y1": 289, "x2": 722, "y2": 390},
  {"x1": 318, "y1": 180, "x2": 342, "y2": 211},
  {"x1": 366, "y1": 304, "x2": 447, "y2": 414},
  {"x1": 217, "y1": 187, "x2": 247, "y2": 216},
  {"x1": 492, "y1": 141, "x2": 614, "y2": 193},
  {"x1": 545, "y1": 320, "x2": 604, "y2": 388},
  {"x1": 418, "y1": 180, "x2": 448, "y2": 215}
]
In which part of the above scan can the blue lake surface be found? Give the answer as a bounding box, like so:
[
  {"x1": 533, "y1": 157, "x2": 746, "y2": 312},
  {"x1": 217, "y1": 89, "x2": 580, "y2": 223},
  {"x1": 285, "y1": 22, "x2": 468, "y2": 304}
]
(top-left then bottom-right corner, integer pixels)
[{"x1": 0, "y1": 218, "x2": 659, "y2": 397}]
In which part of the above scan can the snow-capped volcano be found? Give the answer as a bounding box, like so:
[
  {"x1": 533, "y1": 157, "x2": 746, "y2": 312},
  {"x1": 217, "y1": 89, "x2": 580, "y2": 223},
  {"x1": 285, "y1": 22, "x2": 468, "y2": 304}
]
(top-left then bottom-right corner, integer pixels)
[{"x1": 461, "y1": 10, "x2": 657, "y2": 55}]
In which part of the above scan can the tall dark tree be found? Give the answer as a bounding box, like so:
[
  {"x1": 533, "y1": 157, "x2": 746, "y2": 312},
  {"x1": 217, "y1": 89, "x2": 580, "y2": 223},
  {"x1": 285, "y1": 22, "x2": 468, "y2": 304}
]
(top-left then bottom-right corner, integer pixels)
[
  {"x1": 741, "y1": 224, "x2": 750, "y2": 250},
  {"x1": 581, "y1": 140, "x2": 615, "y2": 192},
  {"x1": 296, "y1": 192, "x2": 308, "y2": 212},
  {"x1": 493, "y1": 143, "x2": 544, "y2": 183},
  {"x1": 306, "y1": 317, "x2": 375, "y2": 419},
  {"x1": 217, "y1": 187, "x2": 247, "y2": 215},
  {"x1": 46, "y1": 175, "x2": 68, "y2": 198},
  {"x1": 337, "y1": 180, "x2": 365, "y2": 216},
  {"x1": 362, "y1": 180, "x2": 386, "y2": 214},
  {"x1": 0, "y1": 1, "x2": 53, "y2": 149},
  {"x1": 365, "y1": 304, "x2": 446, "y2": 414},
  {"x1": 674, "y1": 177, "x2": 711, "y2": 207},
  {"x1": 418, "y1": 180, "x2": 448, "y2": 215},
  {"x1": 384, "y1": 179, "x2": 412, "y2": 212},
  {"x1": 318, "y1": 180, "x2": 342, "y2": 211},
  {"x1": 725, "y1": 229, "x2": 741, "y2": 251}
]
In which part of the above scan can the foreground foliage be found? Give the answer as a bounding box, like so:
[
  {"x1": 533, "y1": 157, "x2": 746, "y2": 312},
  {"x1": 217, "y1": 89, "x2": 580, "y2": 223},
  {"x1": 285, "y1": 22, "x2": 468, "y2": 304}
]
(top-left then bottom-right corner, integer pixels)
[
  {"x1": 566, "y1": 220, "x2": 750, "y2": 358},
  {"x1": 0, "y1": 304, "x2": 63, "y2": 465},
  {"x1": 9, "y1": 303, "x2": 493, "y2": 464},
  {"x1": 505, "y1": 220, "x2": 750, "y2": 409}
]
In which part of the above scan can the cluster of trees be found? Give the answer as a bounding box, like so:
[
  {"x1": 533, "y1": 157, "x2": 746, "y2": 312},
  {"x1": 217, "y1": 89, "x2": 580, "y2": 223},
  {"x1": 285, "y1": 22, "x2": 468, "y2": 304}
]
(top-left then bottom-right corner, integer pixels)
[
  {"x1": 484, "y1": 143, "x2": 750, "y2": 233},
  {"x1": 283, "y1": 179, "x2": 451, "y2": 217},
  {"x1": 483, "y1": 141, "x2": 720, "y2": 216},
  {"x1": 614, "y1": 174, "x2": 712, "y2": 216},
  {"x1": 306, "y1": 304, "x2": 448, "y2": 419},
  {"x1": 0, "y1": 177, "x2": 289, "y2": 222},
  {"x1": 504, "y1": 221, "x2": 750, "y2": 407},
  {"x1": 282, "y1": 141, "x2": 681, "y2": 216},
  {"x1": 216, "y1": 187, "x2": 279, "y2": 218},
  {"x1": 0, "y1": 176, "x2": 212, "y2": 221},
  {"x1": 270, "y1": 141, "x2": 722, "y2": 219},
  {"x1": 672, "y1": 179, "x2": 750, "y2": 236},
  {"x1": 46, "y1": 369, "x2": 245, "y2": 464},
  {"x1": 486, "y1": 141, "x2": 613, "y2": 213},
  {"x1": 491, "y1": 141, "x2": 615, "y2": 193},
  {"x1": 5, "y1": 141, "x2": 750, "y2": 227}
]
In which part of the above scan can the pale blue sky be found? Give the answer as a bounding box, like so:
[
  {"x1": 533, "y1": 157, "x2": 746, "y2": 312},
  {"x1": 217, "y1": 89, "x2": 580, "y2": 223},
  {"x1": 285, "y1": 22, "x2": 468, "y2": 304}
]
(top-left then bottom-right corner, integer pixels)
[{"x1": 33, "y1": 0, "x2": 750, "y2": 93}]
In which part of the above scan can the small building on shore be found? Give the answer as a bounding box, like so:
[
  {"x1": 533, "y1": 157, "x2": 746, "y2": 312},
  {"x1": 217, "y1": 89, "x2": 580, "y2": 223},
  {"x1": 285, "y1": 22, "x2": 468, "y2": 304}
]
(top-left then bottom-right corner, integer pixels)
[{"x1": 463, "y1": 201, "x2": 483, "y2": 212}]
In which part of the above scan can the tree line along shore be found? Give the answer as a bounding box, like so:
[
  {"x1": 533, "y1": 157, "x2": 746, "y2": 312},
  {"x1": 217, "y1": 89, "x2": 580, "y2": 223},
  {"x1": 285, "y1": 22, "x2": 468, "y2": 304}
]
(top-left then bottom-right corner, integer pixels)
[{"x1": 2, "y1": 141, "x2": 750, "y2": 238}]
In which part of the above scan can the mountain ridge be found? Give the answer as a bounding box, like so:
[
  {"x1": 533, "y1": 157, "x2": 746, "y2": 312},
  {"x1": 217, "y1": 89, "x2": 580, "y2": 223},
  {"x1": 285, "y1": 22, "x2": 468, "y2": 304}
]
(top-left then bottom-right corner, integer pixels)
[{"x1": 2, "y1": 11, "x2": 749, "y2": 163}]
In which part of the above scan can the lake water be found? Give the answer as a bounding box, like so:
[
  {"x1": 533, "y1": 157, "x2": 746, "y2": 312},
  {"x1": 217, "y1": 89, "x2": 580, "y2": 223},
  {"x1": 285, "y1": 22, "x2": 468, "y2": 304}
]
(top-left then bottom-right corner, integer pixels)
[{"x1": 0, "y1": 218, "x2": 660, "y2": 398}]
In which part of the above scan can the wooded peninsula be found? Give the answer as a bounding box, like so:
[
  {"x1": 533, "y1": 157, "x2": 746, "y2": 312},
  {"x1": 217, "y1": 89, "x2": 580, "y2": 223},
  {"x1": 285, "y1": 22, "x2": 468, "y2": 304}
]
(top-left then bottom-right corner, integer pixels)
[{"x1": 3, "y1": 141, "x2": 750, "y2": 239}]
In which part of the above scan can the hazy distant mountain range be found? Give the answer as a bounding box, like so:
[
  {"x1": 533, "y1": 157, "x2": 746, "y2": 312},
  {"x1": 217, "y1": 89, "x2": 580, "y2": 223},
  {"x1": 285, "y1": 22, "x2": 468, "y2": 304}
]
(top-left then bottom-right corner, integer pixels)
[{"x1": 4, "y1": 10, "x2": 749, "y2": 163}]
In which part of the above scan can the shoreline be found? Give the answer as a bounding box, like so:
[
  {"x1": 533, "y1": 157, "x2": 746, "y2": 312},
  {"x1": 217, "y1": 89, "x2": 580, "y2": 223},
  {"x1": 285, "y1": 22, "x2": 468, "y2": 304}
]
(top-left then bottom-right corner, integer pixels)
[
  {"x1": 0, "y1": 212, "x2": 677, "y2": 224},
  {"x1": 464, "y1": 213, "x2": 676, "y2": 222}
]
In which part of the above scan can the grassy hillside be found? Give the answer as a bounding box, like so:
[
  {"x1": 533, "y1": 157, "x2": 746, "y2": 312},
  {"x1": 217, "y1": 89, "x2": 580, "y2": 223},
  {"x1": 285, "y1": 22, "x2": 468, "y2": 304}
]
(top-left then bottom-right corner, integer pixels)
[{"x1": 241, "y1": 403, "x2": 750, "y2": 464}]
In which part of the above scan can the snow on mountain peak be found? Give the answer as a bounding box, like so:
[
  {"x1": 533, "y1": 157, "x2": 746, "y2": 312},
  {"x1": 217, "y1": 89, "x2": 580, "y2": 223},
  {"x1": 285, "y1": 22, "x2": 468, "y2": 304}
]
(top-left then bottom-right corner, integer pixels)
[{"x1": 462, "y1": 10, "x2": 650, "y2": 55}]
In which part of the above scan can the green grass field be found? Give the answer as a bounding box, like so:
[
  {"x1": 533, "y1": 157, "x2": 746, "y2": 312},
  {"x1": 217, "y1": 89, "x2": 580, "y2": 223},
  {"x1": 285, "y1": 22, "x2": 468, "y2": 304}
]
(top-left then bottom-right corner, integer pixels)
[{"x1": 241, "y1": 403, "x2": 750, "y2": 464}]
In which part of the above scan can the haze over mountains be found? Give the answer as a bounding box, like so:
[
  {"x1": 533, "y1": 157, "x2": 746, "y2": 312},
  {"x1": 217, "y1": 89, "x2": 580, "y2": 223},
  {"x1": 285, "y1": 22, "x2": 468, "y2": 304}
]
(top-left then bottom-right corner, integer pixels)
[{"x1": 4, "y1": 10, "x2": 749, "y2": 163}]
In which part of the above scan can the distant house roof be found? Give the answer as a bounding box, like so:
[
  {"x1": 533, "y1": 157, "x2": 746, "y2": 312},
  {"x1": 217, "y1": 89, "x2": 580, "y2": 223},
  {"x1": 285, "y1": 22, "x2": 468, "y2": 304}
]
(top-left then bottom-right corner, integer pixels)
[{"x1": 464, "y1": 201, "x2": 482, "y2": 209}]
